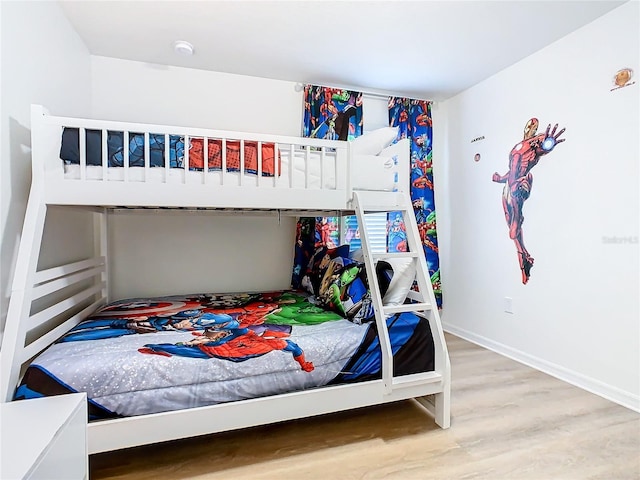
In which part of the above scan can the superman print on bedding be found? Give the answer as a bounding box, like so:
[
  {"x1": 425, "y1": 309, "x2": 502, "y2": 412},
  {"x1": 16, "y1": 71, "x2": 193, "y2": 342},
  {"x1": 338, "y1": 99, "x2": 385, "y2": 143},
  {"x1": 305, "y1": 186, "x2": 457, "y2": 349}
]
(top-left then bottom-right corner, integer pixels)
[{"x1": 14, "y1": 291, "x2": 434, "y2": 418}]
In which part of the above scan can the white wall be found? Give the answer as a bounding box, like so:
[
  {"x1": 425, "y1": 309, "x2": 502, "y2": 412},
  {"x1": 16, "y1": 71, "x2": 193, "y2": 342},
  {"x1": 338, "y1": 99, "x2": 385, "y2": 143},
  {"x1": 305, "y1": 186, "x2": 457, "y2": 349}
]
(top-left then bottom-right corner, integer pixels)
[
  {"x1": 0, "y1": 1, "x2": 92, "y2": 337},
  {"x1": 90, "y1": 57, "x2": 303, "y2": 135},
  {"x1": 90, "y1": 57, "x2": 390, "y2": 300},
  {"x1": 108, "y1": 211, "x2": 296, "y2": 300},
  {"x1": 437, "y1": 2, "x2": 639, "y2": 410}
]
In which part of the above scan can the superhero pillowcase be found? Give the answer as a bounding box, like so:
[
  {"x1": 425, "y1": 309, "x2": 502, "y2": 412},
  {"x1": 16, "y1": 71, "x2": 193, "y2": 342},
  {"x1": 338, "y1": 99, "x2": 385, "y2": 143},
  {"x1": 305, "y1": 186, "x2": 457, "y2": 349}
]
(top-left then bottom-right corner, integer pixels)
[{"x1": 300, "y1": 248, "x2": 374, "y2": 324}]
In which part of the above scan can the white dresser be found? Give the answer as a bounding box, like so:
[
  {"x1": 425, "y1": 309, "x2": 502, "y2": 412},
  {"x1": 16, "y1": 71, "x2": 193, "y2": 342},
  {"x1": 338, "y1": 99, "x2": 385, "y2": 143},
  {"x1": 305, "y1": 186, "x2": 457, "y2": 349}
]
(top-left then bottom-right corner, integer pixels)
[{"x1": 0, "y1": 393, "x2": 88, "y2": 479}]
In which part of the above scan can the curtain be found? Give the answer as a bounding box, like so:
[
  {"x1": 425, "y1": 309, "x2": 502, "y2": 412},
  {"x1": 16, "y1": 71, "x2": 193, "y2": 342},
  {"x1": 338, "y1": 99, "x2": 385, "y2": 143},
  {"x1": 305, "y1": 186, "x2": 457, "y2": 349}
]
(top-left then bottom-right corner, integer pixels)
[
  {"x1": 292, "y1": 86, "x2": 364, "y2": 289},
  {"x1": 303, "y1": 85, "x2": 363, "y2": 140},
  {"x1": 388, "y1": 98, "x2": 442, "y2": 307}
]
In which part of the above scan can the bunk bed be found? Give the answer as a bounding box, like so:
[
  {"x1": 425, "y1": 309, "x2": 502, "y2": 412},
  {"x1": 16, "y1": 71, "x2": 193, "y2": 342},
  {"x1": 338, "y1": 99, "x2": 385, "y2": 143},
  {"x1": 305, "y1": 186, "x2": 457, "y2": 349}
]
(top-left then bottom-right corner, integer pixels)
[{"x1": 0, "y1": 105, "x2": 451, "y2": 454}]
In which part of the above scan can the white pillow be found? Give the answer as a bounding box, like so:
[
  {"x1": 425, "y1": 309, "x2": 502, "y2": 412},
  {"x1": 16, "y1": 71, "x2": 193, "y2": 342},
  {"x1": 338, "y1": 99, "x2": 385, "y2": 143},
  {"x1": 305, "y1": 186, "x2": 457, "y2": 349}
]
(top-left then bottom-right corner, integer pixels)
[
  {"x1": 382, "y1": 258, "x2": 417, "y2": 306},
  {"x1": 378, "y1": 139, "x2": 408, "y2": 159},
  {"x1": 350, "y1": 127, "x2": 399, "y2": 155},
  {"x1": 351, "y1": 154, "x2": 397, "y2": 191},
  {"x1": 378, "y1": 138, "x2": 410, "y2": 193}
]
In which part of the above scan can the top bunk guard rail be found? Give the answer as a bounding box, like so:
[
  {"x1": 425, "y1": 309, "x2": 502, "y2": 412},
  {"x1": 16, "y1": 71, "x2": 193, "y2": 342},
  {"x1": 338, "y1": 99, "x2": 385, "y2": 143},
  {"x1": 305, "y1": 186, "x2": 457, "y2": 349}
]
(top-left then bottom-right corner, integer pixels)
[{"x1": 30, "y1": 105, "x2": 356, "y2": 211}]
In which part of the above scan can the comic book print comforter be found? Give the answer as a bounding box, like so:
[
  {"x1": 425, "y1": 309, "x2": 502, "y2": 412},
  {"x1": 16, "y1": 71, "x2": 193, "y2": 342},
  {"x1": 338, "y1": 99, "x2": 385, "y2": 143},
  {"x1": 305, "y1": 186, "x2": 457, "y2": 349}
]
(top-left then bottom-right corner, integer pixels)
[{"x1": 15, "y1": 291, "x2": 434, "y2": 420}]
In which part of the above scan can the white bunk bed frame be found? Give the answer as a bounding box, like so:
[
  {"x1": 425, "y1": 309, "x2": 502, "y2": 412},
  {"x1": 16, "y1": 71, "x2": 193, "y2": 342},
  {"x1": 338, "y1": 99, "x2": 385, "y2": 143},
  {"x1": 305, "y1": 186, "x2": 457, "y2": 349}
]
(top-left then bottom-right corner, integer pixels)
[{"x1": 0, "y1": 105, "x2": 450, "y2": 454}]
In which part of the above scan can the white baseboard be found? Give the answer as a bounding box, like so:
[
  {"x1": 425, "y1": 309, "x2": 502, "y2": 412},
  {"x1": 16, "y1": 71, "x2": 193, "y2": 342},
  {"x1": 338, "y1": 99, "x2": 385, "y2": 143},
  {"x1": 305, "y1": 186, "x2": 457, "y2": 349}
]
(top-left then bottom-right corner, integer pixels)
[{"x1": 443, "y1": 322, "x2": 640, "y2": 413}]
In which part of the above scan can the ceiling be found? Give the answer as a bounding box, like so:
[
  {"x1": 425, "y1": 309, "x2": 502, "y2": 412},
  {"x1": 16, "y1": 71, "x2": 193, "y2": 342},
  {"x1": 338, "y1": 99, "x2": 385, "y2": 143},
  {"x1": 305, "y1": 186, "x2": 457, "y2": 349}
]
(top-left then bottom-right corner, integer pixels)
[{"x1": 59, "y1": 0, "x2": 627, "y2": 101}]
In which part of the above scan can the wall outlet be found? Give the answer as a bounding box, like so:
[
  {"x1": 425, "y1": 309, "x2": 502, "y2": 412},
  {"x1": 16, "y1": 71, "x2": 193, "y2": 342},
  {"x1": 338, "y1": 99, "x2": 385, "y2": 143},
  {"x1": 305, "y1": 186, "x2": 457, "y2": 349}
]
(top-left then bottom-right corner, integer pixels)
[{"x1": 504, "y1": 297, "x2": 514, "y2": 314}]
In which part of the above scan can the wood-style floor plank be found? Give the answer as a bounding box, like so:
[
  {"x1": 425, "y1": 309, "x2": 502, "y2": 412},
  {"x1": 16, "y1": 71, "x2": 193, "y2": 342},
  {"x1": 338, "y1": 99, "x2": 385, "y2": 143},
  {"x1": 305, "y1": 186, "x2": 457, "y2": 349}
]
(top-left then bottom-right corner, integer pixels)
[{"x1": 90, "y1": 333, "x2": 640, "y2": 479}]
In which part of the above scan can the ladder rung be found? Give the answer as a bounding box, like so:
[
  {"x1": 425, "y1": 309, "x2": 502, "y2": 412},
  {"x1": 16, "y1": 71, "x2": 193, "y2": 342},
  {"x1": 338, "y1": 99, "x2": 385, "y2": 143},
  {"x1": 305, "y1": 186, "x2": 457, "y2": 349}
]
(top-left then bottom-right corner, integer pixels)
[
  {"x1": 392, "y1": 371, "x2": 442, "y2": 388},
  {"x1": 372, "y1": 252, "x2": 419, "y2": 261},
  {"x1": 383, "y1": 302, "x2": 432, "y2": 314},
  {"x1": 361, "y1": 206, "x2": 407, "y2": 213}
]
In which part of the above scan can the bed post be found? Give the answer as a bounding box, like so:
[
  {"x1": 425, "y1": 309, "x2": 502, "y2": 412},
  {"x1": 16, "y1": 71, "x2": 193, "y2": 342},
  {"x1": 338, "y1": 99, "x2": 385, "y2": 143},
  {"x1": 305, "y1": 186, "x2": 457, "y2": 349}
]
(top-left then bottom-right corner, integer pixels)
[
  {"x1": 0, "y1": 190, "x2": 48, "y2": 402},
  {"x1": 95, "y1": 208, "x2": 110, "y2": 304},
  {"x1": 0, "y1": 105, "x2": 50, "y2": 402}
]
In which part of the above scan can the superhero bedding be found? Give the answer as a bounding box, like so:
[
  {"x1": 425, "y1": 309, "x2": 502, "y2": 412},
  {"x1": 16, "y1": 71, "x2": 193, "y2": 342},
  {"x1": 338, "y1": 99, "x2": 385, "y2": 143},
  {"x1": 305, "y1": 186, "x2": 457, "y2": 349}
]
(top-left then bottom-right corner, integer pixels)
[{"x1": 15, "y1": 290, "x2": 434, "y2": 420}]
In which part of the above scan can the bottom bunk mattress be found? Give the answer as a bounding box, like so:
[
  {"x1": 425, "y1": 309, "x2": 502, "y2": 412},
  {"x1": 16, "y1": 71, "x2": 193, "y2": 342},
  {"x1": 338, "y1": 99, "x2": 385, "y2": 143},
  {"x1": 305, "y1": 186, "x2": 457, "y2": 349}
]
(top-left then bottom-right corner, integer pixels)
[{"x1": 15, "y1": 291, "x2": 434, "y2": 420}]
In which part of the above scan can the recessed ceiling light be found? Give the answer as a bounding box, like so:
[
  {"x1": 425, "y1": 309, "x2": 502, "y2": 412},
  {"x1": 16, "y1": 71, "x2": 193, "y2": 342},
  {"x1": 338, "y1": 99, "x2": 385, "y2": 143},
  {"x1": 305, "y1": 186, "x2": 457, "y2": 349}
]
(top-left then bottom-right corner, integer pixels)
[{"x1": 174, "y1": 41, "x2": 194, "y2": 56}]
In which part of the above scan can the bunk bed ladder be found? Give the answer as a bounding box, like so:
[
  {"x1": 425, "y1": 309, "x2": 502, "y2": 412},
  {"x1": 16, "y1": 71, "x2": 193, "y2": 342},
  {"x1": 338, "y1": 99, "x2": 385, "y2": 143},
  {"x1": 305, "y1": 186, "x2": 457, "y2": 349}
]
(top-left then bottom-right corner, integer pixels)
[{"x1": 353, "y1": 190, "x2": 451, "y2": 428}]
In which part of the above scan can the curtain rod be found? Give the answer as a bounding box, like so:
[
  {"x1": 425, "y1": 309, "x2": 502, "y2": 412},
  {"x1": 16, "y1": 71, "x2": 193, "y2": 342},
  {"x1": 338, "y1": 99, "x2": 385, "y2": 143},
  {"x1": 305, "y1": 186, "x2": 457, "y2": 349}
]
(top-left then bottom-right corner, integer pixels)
[
  {"x1": 361, "y1": 91, "x2": 392, "y2": 101},
  {"x1": 294, "y1": 82, "x2": 433, "y2": 104}
]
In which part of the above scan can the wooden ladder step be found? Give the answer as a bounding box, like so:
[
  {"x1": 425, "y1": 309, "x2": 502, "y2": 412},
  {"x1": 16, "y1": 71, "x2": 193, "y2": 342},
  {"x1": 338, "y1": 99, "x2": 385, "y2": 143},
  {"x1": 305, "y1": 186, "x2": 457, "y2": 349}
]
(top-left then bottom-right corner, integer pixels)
[
  {"x1": 361, "y1": 206, "x2": 407, "y2": 213},
  {"x1": 392, "y1": 371, "x2": 442, "y2": 389},
  {"x1": 371, "y1": 252, "x2": 419, "y2": 261},
  {"x1": 383, "y1": 302, "x2": 432, "y2": 314}
]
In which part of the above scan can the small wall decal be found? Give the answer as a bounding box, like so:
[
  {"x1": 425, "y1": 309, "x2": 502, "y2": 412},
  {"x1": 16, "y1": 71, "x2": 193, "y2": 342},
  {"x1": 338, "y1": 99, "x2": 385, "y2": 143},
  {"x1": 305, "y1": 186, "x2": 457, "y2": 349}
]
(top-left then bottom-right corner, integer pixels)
[
  {"x1": 611, "y1": 68, "x2": 635, "y2": 91},
  {"x1": 492, "y1": 118, "x2": 566, "y2": 285},
  {"x1": 471, "y1": 136, "x2": 485, "y2": 143},
  {"x1": 474, "y1": 153, "x2": 481, "y2": 162}
]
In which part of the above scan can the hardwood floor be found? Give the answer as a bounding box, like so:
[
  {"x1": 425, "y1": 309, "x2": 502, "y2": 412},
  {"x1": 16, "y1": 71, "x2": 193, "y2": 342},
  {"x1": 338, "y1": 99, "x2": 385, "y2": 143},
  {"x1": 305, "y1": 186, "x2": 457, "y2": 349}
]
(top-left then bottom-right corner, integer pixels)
[{"x1": 90, "y1": 333, "x2": 640, "y2": 479}]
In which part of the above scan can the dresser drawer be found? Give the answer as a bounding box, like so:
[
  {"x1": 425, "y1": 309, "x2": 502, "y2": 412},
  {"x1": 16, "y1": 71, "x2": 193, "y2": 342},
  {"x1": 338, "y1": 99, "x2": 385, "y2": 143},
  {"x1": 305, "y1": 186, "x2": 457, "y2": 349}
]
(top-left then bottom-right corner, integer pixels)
[{"x1": 1, "y1": 393, "x2": 87, "y2": 480}]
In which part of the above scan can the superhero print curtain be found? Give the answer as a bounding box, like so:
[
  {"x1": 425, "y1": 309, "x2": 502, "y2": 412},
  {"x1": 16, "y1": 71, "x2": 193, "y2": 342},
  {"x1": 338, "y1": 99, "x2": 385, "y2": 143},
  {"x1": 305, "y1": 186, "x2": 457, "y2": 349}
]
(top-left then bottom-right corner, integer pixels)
[
  {"x1": 302, "y1": 85, "x2": 363, "y2": 242},
  {"x1": 303, "y1": 85, "x2": 363, "y2": 140},
  {"x1": 308, "y1": 84, "x2": 362, "y2": 256},
  {"x1": 293, "y1": 86, "x2": 364, "y2": 289},
  {"x1": 388, "y1": 97, "x2": 442, "y2": 307}
]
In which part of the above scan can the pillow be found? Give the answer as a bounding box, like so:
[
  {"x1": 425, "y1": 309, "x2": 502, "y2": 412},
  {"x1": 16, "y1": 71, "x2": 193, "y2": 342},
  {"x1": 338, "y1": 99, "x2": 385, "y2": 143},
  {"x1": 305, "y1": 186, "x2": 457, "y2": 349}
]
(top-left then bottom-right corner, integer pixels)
[
  {"x1": 300, "y1": 245, "x2": 350, "y2": 295},
  {"x1": 379, "y1": 140, "x2": 411, "y2": 192},
  {"x1": 376, "y1": 261, "x2": 393, "y2": 298},
  {"x1": 351, "y1": 154, "x2": 398, "y2": 191},
  {"x1": 316, "y1": 256, "x2": 371, "y2": 320},
  {"x1": 350, "y1": 127, "x2": 399, "y2": 155},
  {"x1": 378, "y1": 138, "x2": 408, "y2": 159},
  {"x1": 380, "y1": 257, "x2": 417, "y2": 306}
]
